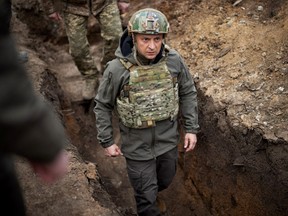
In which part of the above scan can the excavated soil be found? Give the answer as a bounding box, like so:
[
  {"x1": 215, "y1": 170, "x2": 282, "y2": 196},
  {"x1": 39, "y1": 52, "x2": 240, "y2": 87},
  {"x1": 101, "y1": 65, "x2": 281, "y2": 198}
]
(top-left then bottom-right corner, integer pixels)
[{"x1": 10, "y1": 0, "x2": 288, "y2": 215}]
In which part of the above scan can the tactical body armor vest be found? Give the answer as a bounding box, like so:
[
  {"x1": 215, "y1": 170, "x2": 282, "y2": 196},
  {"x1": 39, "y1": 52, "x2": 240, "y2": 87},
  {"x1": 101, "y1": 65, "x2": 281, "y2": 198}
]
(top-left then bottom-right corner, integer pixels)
[{"x1": 116, "y1": 58, "x2": 179, "y2": 129}]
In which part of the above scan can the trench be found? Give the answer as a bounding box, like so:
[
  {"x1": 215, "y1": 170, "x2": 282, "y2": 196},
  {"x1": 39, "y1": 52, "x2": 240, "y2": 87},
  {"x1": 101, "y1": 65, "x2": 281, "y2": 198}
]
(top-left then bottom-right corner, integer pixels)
[
  {"x1": 41, "y1": 70, "x2": 201, "y2": 216},
  {"x1": 22, "y1": 1, "x2": 288, "y2": 214},
  {"x1": 27, "y1": 68, "x2": 288, "y2": 216},
  {"x1": 41, "y1": 69, "x2": 288, "y2": 216},
  {"x1": 15, "y1": 5, "x2": 201, "y2": 215}
]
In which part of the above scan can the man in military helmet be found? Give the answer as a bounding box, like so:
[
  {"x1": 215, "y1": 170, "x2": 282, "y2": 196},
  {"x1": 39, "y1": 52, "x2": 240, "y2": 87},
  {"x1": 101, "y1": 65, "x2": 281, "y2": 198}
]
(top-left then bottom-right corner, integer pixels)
[
  {"x1": 41, "y1": 0, "x2": 127, "y2": 101},
  {"x1": 94, "y1": 8, "x2": 200, "y2": 216}
]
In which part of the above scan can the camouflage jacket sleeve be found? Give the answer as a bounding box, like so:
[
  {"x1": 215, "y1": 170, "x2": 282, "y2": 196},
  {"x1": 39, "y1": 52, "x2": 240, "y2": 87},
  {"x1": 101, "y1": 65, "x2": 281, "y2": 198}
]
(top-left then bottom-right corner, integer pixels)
[
  {"x1": 118, "y1": 0, "x2": 130, "y2": 3},
  {"x1": 0, "y1": 36, "x2": 68, "y2": 163},
  {"x1": 94, "y1": 59, "x2": 128, "y2": 148},
  {"x1": 167, "y1": 49, "x2": 200, "y2": 134}
]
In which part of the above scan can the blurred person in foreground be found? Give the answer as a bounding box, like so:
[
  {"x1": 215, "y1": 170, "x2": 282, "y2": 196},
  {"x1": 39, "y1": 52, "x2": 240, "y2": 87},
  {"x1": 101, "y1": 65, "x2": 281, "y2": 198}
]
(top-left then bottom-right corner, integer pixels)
[
  {"x1": 94, "y1": 8, "x2": 200, "y2": 216},
  {"x1": 0, "y1": 1, "x2": 69, "y2": 215},
  {"x1": 0, "y1": 0, "x2": 28, "y2": 63}
]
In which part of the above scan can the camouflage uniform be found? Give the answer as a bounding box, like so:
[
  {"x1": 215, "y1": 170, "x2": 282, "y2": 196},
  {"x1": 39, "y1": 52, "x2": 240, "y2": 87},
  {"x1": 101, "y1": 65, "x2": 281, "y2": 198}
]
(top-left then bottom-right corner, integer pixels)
[
  {"x1": 41, "y1": 0, "x2": 123, "y2": 99},
  {"x1": 96, "y1": 1, "x2": 124, "y2": 65}
]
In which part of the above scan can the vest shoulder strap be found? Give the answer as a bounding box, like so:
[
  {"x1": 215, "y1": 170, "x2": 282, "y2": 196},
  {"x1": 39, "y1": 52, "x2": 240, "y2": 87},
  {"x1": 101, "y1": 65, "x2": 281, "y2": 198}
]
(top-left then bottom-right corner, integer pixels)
[
  {"x1": 164, "y1": 44, "x2": 171, "y2": 52},
  {"x1": 119, "y1": 58, "x2": 134, "y2": 71}
]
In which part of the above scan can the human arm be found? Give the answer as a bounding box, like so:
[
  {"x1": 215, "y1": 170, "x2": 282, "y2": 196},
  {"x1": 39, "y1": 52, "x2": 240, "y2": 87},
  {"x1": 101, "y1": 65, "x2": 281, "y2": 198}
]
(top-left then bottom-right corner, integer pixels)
[
  {"x1": 48, "y1": 12, "x2": 62, "y2": 21},
  {"x1": 30, "y1": 150, "x2": 68, "y2": 183},
  {"x1": 169, "y1": 51, "x2": 199, "y2": 151},
  {"x1": 40, "y1": 0, "x2": 62, "y2": 21},
  {"x1": 94, "y1": 72, "x2": 116, "y2": 148},
  {"x1": 0, "y1": 36, "x2": 68, "y2": 182},
  {"x1": 94, "y1": 60, "x2": 128, "y2": 150},
  {"x1": 177, "y1": 54, "x2": 200, "y2": 135},
  {"x1": 117, "y1": 0, "x2": 130, "y2": 15},
  {"x1": 0, "y1": 0, "x2": 12, "y2": 36}
]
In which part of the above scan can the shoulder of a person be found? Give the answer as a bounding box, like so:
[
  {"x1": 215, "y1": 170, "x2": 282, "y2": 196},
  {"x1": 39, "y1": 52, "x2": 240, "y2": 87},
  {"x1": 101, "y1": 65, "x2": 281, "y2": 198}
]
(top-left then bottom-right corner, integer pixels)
[
  {"x1": 166, "y1": 47, "x2": 183, "y2": 68},
  {"x1": 164, "y1": 45, "x2": 188, "y2": 74},
  {"x1": 104, "y1": 58, "x2": 127, "y2": 76},
  {"x1": 165, "y1": 45, "x2": 182, "y2": 61},
  {"x1": 106, "y1": 58, "x2": 124, "y2": 69}
]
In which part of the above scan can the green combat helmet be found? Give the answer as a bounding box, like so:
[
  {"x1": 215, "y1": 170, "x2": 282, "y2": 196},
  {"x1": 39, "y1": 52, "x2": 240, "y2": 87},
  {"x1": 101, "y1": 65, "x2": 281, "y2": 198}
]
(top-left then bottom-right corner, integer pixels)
[{"x1": 128, "y1": 8, "x2": 169, "y2": 35}]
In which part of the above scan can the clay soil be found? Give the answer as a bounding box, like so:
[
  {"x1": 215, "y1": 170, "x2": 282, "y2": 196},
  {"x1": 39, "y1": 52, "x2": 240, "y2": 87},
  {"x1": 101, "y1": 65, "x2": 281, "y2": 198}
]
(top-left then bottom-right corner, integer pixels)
[{"x1": 10, "y1": 0, "x2": 288, "y2": 215}]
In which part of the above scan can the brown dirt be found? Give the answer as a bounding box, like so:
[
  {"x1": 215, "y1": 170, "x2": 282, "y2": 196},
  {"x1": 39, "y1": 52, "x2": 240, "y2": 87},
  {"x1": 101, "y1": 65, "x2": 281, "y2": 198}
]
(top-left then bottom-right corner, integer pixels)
[{"x1": 11, "y1": 0, "x2": 288, "y2": 215}]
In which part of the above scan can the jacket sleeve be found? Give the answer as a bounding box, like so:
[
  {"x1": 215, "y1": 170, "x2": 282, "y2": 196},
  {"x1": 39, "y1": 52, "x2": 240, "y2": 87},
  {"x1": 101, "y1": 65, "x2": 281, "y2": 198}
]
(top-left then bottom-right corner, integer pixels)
[
  {"x1": 94, "y1": 59, "x2": 127, "y2": 148},
  {"x1": 0, "y1": 36, "x2": 68, "y2": 163},
  {"x1": 176, "y1": 53, "x2": 200, "y2": 134},
  {"x1": 0, "y1": 0, "x2": 11, "y2": 36},
  {"x1": 118, "y1": 0, "x2": 130, "y2": 3}
]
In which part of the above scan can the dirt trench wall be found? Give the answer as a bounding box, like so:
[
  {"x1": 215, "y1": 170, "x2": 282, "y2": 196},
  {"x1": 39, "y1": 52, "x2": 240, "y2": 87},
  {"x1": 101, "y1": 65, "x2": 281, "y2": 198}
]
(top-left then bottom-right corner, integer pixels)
[
  {"x1": 167, "y1": 0, "x2": 288, "y2": 215},
  {"x1": 181, "y1": 90, "x2": 288, "y2": 216},
  {"x1": 17, "y1": 68, "x2": 120, "y2": 215}
]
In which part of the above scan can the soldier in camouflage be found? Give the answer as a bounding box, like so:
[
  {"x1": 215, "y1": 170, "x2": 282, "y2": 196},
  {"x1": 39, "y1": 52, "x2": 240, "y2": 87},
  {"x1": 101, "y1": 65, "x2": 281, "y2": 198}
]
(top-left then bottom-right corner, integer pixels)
[
  {"x1": 41, "y1": 0, "x2": 125, "y2": 100},
  {"x1": 94, "y1": 8, "x2": 200, "y2": 216}
]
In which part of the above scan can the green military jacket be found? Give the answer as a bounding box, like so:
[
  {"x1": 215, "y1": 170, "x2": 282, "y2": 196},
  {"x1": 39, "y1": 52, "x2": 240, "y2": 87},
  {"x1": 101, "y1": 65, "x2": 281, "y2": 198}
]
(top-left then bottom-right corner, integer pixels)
[{"x1": 94, "y1": 30, "x2": 200, "y2": 160}]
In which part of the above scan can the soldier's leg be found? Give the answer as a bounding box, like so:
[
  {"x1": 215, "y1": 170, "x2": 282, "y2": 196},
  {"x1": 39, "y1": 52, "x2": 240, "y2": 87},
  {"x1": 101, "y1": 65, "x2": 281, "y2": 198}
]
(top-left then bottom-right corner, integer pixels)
[
  {"x1": 126, "y1": 158, "x2": 161, "y2": 216},
  {"x1": 156, "y1": 147, "x2": 178, "y2": 215},
  {"x1": 156, "y1": 147, "x2": 178, "y2": 192},
  {"x1": 63, "y1": 12, "x2": 99, "y2": 100},
  {"x1": 97, "y1": 0, "x2": 123, "y2": 70}
]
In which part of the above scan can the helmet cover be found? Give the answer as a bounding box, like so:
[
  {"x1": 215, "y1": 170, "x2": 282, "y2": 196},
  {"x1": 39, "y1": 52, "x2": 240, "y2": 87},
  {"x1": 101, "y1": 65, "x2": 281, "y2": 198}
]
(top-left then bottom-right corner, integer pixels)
[{"x1": 128, "y1": 8, "x2": 169, "y2": 35}]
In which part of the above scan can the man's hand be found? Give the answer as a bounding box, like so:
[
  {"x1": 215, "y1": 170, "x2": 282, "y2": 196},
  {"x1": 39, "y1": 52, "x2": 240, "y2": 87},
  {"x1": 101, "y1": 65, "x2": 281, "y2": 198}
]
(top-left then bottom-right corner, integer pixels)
[
  {"x1": 48, "y1": 12, "x2": 62, "y2": 22},
  {"x1": 30, "y1": 150, "x2": 69, "y2": 184},
  {"x1": 105, "y1": 144, "x2": 123, "y2": 157},
  {"x1": 184, "y1": 133, "x2": 197, "y2": 152},
  {"x1": 117, "y1": 2, "x2": 130, "y2": 15}
]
